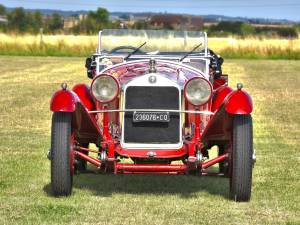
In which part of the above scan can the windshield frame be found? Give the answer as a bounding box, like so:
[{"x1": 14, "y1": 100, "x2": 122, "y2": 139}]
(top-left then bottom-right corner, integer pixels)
[{"x1": 96, "y1": 29, "x2": 208, "y2": 57}]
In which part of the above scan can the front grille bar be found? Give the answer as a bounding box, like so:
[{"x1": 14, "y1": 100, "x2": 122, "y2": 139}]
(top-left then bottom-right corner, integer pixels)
[{"x1": 88, "y1": 109, "x2": 214, "y2": 115}]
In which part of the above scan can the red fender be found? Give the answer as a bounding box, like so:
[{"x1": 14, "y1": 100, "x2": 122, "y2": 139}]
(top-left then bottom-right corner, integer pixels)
[
  {"x1": 72, "y1": 84, "x2": 95, "y2": 111},
  {"x1": 211, "y1": 86, "x2": 233, "y2": 112},
  {"x1": 50, "y1": 89, "x2": 79, "y2": 112},
  {"x1": 224, "y1": 90, "x2": 253, "y2": 114}
]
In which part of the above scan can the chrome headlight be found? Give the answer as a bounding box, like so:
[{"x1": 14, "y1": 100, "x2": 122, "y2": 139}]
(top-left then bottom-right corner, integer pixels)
[
  {"x1": 91, "y1": 75, "x2": 119, "y2": 103},
  {"x1": 184, "y1": 77, "x2": 212, "y2": 105}
]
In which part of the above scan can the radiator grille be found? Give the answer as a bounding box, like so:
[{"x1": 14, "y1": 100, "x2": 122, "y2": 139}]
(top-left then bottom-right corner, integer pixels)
[{"x1": 124, "y1": 86, "x2": 180, "y2": 144}]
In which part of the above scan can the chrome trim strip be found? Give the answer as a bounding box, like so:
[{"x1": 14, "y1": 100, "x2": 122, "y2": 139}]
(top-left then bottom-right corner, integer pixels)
[{"x1": 88, "y1": 109, "x2": 214, "y2": 115}]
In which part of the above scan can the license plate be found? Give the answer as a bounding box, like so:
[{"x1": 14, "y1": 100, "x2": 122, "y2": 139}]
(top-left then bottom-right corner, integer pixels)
[{"x1": 133, "y1": 112, "x2": 170, "y2": 123}]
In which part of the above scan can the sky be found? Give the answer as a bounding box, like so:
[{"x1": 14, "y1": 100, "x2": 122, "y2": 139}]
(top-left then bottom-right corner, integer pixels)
[{"x1": 1, "y1": 0, "x2": 299, "y2": 21}]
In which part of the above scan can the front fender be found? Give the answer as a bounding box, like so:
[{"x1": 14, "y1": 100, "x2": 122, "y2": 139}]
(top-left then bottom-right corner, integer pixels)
[
  {"x1": 50, "y1": 89, "x2": 80, "y2": 112},
  {"x1": 224, "y1": 90, "x2": 253, "y2": 114},
  {"x1": 72, "y1": 84, "x2": 95, "y2": 111}
]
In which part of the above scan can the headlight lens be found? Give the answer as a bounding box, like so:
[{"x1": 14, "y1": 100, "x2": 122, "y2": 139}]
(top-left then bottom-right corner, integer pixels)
[
  {"x1": 185, "y1": 77, "x2": 212, "y2": 105},
  {"x1": 91, "y1": 75, "x2": 119, "y2": 103}
]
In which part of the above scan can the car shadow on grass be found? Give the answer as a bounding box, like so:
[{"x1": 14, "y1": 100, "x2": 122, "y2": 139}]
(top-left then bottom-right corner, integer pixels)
[{"x1": 44, "y1": 170, "x2": 229, "y2": 199}]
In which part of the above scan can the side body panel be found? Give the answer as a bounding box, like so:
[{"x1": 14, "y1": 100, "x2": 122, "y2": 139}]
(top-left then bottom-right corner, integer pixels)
[
  {"x1": 72, "y1": 84, "x2": 96, "y2": 111},
  {"x1": 211, "y1": 86, "x2": 233, "y2": 112}
]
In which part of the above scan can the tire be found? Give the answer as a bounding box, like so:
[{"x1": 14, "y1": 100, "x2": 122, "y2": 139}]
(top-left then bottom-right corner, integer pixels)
[
  {"x1": 51, "y1": 112, "x2": 73, "y2": 196},
  {"x1": 230, "y1": 115, "x2": 253, "y2": 202}
]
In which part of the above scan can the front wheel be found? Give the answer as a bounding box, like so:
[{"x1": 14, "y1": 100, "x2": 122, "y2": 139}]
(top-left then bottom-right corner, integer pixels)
[
  {"x1": 50, "y1": 112, "x2": 73, "y2": 196},
  {"x1": 230, "y1": 115, "x2": 253, "y2": 202}
]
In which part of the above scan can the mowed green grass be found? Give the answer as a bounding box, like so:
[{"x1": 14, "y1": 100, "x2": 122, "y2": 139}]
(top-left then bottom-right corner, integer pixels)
[{"x1": 0, "y1": 57, "x2": 299, "y2": 225}]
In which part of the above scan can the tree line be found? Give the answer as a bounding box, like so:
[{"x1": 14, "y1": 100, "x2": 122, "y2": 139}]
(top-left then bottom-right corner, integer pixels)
[
  {"x1": 208, "y1": 21, "x2": 299, "y2": 38},
  {"x1": 0, "y1": 6, "x2": 59, "y2": 33},
  {"x1": 0, "y1": 5, "x2": 115, "y2": 34}
]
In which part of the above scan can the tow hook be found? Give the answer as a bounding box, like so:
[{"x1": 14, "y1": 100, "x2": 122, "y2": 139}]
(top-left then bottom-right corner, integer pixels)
[
  {"x1": 47, "y1": 149, "x2": 51, "y2": 160},
  {"x1": 147, "y1": 151, "x2": 156, "y2": 158}
]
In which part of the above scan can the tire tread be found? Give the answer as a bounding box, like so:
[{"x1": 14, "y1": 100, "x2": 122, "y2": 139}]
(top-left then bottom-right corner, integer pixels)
[
  {"x1": 230, "y1": 114, "x2": 253, "y2": 201},
  {"x1": 51, "y1": 112, "x2": 72, "y2": 196}
]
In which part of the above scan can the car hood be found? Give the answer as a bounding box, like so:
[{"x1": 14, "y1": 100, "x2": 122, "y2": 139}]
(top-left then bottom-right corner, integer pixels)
[{"x1": 100, "y1": 59, "x2": 208, "y2": 89}]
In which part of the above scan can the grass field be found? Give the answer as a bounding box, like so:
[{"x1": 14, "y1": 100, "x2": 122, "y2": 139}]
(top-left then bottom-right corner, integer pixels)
[
  {"x1": 1, "y1": 33, "x2": 300, "y2": 59},
  {"x1": 0, "y1": 57, "x2": 299, "y2": 224}
]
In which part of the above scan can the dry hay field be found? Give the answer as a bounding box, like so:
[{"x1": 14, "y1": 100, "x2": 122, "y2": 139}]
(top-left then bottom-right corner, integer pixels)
[
  {"x1": 0, "y1": 56, "x2": 299, "y2": 224},
  {"x1": 0, "y1": 33, "x2": 300, "y2": 59}
]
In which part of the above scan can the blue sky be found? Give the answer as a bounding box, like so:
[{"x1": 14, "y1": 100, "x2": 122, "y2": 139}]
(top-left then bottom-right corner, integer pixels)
[{"x1": 1, "y1": 0, "x2": 299, "y2": 21}]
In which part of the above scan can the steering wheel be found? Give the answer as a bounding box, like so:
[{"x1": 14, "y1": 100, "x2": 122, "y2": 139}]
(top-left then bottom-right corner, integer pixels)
[{"x1": 109, "y1": 46, "x2": 144, "y2": 54}]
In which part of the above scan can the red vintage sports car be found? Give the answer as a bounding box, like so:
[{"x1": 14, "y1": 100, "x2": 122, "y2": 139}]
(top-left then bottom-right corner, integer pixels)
[{"x1": 49, "y1": 29, "x2": 255, "y2": 201}]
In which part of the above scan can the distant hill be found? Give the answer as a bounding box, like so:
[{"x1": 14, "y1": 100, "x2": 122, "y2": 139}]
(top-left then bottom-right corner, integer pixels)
[
  {"x1": 5, "y1": 7, "x2": 87, "y2": 17},
  {"x1": 5, "y1": 7, "x2": 298, "y2": 24}
]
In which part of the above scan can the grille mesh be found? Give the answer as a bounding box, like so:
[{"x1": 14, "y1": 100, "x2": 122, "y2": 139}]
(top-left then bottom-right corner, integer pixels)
[{"x1": 124, "y1": 86, "x2": 180, "y2": 144}]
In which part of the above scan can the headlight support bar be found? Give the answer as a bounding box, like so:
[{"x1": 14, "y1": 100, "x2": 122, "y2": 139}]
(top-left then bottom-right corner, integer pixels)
[{"x1": 88, "y1": 109, "x2": 214, "y2": 115}]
